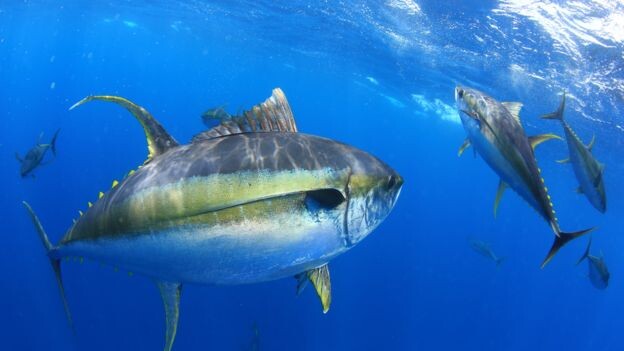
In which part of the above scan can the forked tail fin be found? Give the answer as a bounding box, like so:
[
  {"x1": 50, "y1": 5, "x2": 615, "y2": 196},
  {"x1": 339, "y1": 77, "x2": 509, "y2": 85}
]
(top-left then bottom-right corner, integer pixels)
[
  {"x1": 50, "y1": 129, "x2": 60, "y2": 156},
  {"x1": 541, "y1": 91, "x2": 565, "y2": 121},
  {"x1": 22, "y1": 201, "x2": 73, "y2": 331},
  {"x1": 541, "y1": 227, "x2": 594, "y2": 268},
  {"x1": 576, "y1": 236, "x2": 592, "y2": 265}
]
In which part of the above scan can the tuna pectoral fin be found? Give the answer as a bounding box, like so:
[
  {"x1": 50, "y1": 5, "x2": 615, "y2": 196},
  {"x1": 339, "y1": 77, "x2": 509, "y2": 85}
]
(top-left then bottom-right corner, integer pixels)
[
  {"x1": 70, "y1": 95, "x2": 178, "y2": 162},
  {"x1": 493, "y1": 180, "x2": 507, "y2": 218},
  {"x1": 458, "y1": 138, "x2": 471, "y2": 157},
  {"x1": 541, "y1": 228, "x2": 594, "y2": 268},
  {"x1": 576, "y1": 236, "x2": 592, "y2": 265},
  {"x1": 295, "y1": 264, "x2": 331, "y2": 313},
  {"x1": 156, "y1": 281, "x2": 182, "y2": 351},
  {"x1": 528, "y1": 134, "x2": 562, "y2": 150},
  {"x1": 22, "y1": 202, "x2": 74, "y2": 331}
]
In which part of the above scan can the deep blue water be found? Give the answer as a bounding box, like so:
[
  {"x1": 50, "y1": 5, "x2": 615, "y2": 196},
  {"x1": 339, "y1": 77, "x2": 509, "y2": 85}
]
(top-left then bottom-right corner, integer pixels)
[{"x1": 2, "y1": 1, "x2": 624, "y2": 350}]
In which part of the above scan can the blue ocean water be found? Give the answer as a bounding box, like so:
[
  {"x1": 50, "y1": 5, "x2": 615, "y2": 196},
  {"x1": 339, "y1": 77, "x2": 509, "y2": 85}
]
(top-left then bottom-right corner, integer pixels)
[{"x1": 1, "y1": 1, "x2": 623, "y2": 350}]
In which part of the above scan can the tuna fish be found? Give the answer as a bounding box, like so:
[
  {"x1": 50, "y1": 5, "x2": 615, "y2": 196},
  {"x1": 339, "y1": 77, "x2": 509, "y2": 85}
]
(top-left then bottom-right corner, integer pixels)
[
  {"x1": 23, "y1": 88, "x2": 402, "y2": 351},
  {"x1": 541, "y1": 92, "x2": 606, "y2": 213},
  {"x1": 468, "y1": 238, "x2": 505, "y2": 267},
  {"x1": 577, "y1": 237, "x2": 609, "y2": 289},
  {"x1": 454, "y1": 86, "x2": 593, "y2": 268},
  {"x1": 16, "y1": 129, "x2": 59, "y2": 177}
]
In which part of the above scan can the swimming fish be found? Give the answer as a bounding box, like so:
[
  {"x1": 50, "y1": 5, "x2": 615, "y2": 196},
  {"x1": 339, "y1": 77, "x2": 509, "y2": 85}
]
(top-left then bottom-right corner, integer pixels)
[
  {"x1": 468, "y1": 238, "x2": 505, "y2": 267},
  {"x1": 454, "y1": 86, "x2": 593, "y2": 268},
  {"x1": 541, "y1": 92, "x2": 606, "y2": 213},
  {"x1": 576, "y1": 237, "x2": 609, "y2": 289},
  {"x1": 16, "y1": 129, "x2": 59, "y2": 177},
  {"x1": 201, "y1": 105, "x2": 230, "y2": 126},
  {"x1": 23, "y1": 88, "x2": 403, "y2": 351}
]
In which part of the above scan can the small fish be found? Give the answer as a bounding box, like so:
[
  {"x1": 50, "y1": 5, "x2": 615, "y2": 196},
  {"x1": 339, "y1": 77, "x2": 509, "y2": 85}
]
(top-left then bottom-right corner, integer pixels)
[
  {"x1": 541, "y1": 92, "x2": 606, "y2": 213},
  {"x1": 455, "y1": 86, "x2": 593, "y2": 267},
  {"x1": 577, "y1": 237, "x2": 609, "y2": 289},
  {"x1": 250, "y1": 322, "x2": 260, "y2": 351},
  {"x1": 201, "y1": 106, "x2": 230, "y2": 126},
  {"x1": 469, "y1": 238, "x2": 505, "y2": 267},
  {"x1": 23, "y1": 88, "x2": 402, "y2": 351},
  {"x1": 16, "y1": 129, "x2": 60, "y2": 178}
]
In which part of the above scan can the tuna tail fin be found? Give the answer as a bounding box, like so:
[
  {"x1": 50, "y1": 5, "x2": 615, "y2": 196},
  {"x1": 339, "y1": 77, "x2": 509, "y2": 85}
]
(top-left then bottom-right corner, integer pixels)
[
  {"x1": 22, "y1": 201, "x2": 74, "y2": 332},
  {"x1": 50, "y1": 129, "x2": 60, "y2": 156},
  {"x1": 576, "y1": 236, "x2": 592, "y2": 265},
  {"x1": 541, "y1": 227, "x2": 594, "y2": 268},
  {"x1": 540, "y1": 91, "x2": 566, "y2": 121}
]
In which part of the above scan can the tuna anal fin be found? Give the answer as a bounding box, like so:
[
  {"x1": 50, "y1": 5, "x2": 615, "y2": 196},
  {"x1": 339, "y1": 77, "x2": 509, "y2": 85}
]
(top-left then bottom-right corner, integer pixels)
[
  {"x1": 295, "y1": 264, "x2": 331, "y2": 313},
  {"x1": 70, "y1": 96, "x2": 178, "y2": 162},
  {"x1": 494, "y1": 180, "x2": 507, "y2": 218},
  {"x1": 541, "y1": 227, "x2": 594, "y2": 268},
  {"x1": 528, "y1": 133, "x2": 561, "y2": 150},
  {"x1": 156, "y1": 281, "x2": 182, "y2": 351},
  {"x1": 576, "y1": 236, "x2": 592, "y2": 265},
  {"x1": 22, "y1": 202, "x2": 74, "y2": 331},
  {"x1": 193, "y1": 88, "x2": 298, "y2": 142},
  {"x1": 501, "y1": 101, "x2": 523, "y2": 123},
  {"x1": 556, "y1": 158, "x2": 570, "y2": 164},
  {"x1": 458, "y1": 138, "x2": 471, "y2": 157}
]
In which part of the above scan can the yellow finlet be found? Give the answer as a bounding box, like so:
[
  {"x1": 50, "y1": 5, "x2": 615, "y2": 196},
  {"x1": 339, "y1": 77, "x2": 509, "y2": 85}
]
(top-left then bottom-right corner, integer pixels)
[
  {"x1": 128, "y1": 169, "x2": 136, "y2": 176},
  {"x1": 99, "y1": 192, "x2": 104, "y2": 199},
  {"x1": 112, "y1": 180, "x2": 119, "y2": 188},
  {"x1": 88, "y1": 202, "x2": 93, "y2": 208},
  {"x1": 78, "y1": 210, "x2": 83, "y2": 216}
]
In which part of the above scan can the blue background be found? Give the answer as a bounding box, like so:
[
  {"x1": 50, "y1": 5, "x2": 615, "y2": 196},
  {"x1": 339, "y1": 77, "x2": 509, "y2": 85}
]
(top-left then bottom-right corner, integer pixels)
[{"x1": 1, "y1": 1, "x2": 623, "y2": 350}]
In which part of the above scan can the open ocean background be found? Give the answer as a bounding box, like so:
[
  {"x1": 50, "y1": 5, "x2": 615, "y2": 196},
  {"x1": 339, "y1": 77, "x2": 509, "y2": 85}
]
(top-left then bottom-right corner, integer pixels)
[{"x1": 1, "y1": 1, "x2": 623, "y2": 350}]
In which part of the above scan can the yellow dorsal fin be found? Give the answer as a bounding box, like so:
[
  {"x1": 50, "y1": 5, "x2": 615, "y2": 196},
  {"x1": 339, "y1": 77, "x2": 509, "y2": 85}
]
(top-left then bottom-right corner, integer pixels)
[
  {"x1": 69, "y1": 95, "x2": 179, "y2": 162},
  {"x1": 502, "y1": 101, "x2": 523, "y2": 123},
  {"x1": 112, "y1": 180, "x2": 119, "y2": 188},
  {"x1": 98, "y1": 192, "x2": 104, "y2": 199}
]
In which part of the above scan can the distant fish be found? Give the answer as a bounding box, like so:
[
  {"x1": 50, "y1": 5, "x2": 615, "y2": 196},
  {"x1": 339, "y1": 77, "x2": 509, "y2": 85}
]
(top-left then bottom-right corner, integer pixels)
[
  {"x1": 455, "y1": 86, "x2": 593, "y2": 267},
  {"x1": 577, "y1": 237, "x2": 609, "y2": 289},
  {"x1": 201, "y1": 106, "x2": 230, "y2": 126},
  {"x1": 249, "y1": 322, "x2": 260, "y2": 351},
  {"x1": 469, "y1": 238, "x2": 505, "y2": 267},
  {"x1": 16, "y1": 129, "x2": 59, "y2": 178},
  {"x1": 541, "y1": 92, "x2": 606, "y2": 213}
]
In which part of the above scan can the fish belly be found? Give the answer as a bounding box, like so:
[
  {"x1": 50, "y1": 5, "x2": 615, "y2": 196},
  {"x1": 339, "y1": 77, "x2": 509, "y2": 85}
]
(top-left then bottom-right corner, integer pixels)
[
  {"x1": 56, "y1": 210, "x2": 346, "y2": 285},
  {"x1": 467, "y1": 129, "x2": 540, "y2": 212}
]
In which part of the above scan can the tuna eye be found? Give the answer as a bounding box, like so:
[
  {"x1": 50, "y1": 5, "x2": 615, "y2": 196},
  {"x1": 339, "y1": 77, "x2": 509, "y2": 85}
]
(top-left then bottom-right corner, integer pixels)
[{"x1": 457, "y1": 89, "x2": 464, "y2": 98}]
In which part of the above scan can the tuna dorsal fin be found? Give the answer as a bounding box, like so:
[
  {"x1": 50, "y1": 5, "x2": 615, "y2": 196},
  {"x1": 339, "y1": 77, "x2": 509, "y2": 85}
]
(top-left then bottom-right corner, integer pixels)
[
  {"x1": 295, "y1": 264, "x2": 331, "y2": 313},
  {"x1": 494, "y1": 180, "x2": 507, "y2": 218},
  {"x1": 587, "y1": 134, "x2": 596, "y2": 151},
  {"x1": 528, "y1": 133, "x2": 562, "y2": 150},
  {"x1": 192, "y1": 88, "x2": 297, "y2": 142},
  {"x1": 502, "y1": 102, "x2": 523, "y2": 123},
  {"x1": 70, "y1": 95, "x2": 179, "y2": 162}
]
